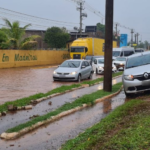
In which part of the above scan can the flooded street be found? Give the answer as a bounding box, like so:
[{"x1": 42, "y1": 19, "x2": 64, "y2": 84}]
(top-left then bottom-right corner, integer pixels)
[
  {"x1": 0, "y1": 90, "x2": 126, "y2": 150},
  {"x1": 0, "y1": 77, "x2": 122, "y2": 134},
  {"x1": 0, "y1": 66, "x2": 100, "y2": 104}
]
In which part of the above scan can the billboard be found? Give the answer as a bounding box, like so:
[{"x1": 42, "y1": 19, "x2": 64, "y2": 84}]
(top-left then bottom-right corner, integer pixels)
[{"x1": 120, "y1": 34, "x2": 128, "y2": 47}]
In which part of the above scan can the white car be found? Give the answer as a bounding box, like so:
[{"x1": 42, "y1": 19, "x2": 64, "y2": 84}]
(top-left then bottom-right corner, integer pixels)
[
  {"x1": 92, "y1": 58, "x2": 117, "y2": 74},
  {"x1": 113, "y1": 57, "x2": 127, "y2": 70}
]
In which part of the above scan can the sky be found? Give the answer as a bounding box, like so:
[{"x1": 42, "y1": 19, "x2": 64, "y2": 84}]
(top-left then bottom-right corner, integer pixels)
[{"x1": 0, "y1": 0, "x2": 149, "y2": 42}]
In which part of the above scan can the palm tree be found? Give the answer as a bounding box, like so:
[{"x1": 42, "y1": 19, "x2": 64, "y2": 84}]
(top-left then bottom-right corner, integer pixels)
[{"x1": 2, "y1": 19, "x2": 40, "y2": 49}]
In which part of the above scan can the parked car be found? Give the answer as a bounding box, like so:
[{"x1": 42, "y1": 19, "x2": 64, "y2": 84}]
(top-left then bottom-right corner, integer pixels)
[
  {"x1": 135, "y1": 48, "x2": 145, "y2": 53},
  {"x1": 85, "y1": 55, "x2": 103, "y2": 65},
  {"x1": 53, "y1": 59, "x2": 93, "y2": 82},
  {"x1": 113, "y1": 57, "x2": 127, "y2": 70},
  {"x1": 123, "y1": 51, "x2": 150, "y2": 97},
  {"x1": 113, "y1": 47, "x2": 135, "y2": 59},
  {"x1": 92, "y1": 57, "x2": 117, "y2": 74}
]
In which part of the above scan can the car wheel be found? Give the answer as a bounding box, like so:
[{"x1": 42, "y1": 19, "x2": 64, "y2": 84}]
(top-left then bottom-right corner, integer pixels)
[
  {"x1": 78, "y1": 74, "x2": 81, "y2": 82},
  {"x1": 88, "y1": 72, "x2": 92, "y2": 79},
  {"x1": 124, "y1": 91, "x2": 132, "y2": 98},
  {"x1": 96, "y1": 69, "x2": 98, "y2": 75}
]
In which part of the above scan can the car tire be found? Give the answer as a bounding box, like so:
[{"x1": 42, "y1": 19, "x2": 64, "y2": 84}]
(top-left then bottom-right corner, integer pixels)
[
  {"x1": 124, "y1": 91, "x2": 132, "y2": 98},
  {"x1": 96, "y1": 69, "x2": 98, "y2": 75},
  {"x1": 88, "y1": 72, "x2": 92, "y2": 79},
  {"x1": 77, "y1": 74, "x2": 81, "y2": 82}
]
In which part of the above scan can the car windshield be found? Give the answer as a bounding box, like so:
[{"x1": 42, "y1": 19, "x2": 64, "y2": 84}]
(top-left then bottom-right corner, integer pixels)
[
  {"x1": 85, "y1": 56, "x2": 92, "y2": 60},
  {"x1": 60, "y1": 61, "x2": 81, "y2": 68},
  {"x1": 113, "y1": 51, "x2": 120, "y2": 57},
  {"x1": 115, "y1": 57, "x2": 126, "y2": 61},
  {"x1": 126, "y1": 54, "x2": 150, "y2": 69},
  {"x1": 98, "y1": 59, "x2": 104, "y2": 64},
  {"x1": 135, "y1": 50, "x2": 143, "y2": 52},
  {"x1": 71, "y1": 47, "x2": 84, "y2": 52}
]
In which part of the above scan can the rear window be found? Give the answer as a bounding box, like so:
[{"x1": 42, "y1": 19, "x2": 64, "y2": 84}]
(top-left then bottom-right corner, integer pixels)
[
  {"x1": 85, "y1": 56, "x2": 92, "y2": 60},
  {"x1": 124, "y1": 51, "x2": 134, "y2": 56},
  {"x1": 126, "y1": 54, "x2": 150, "y2": 69},
  {"x1": 135, "y1": 50, "x2": 144, "y2": 53}
]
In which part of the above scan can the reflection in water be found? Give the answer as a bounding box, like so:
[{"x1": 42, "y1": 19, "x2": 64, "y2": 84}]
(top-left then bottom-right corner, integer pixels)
[
  {"x1": 98, "y1": 85, "x2": 103, "y2": 90},
  {"x1": 103, "y1": 99, "x2": 112, "y2": 113},
  {"x1": 112, "y1": 79, "x2": 117, "y2": 85}
]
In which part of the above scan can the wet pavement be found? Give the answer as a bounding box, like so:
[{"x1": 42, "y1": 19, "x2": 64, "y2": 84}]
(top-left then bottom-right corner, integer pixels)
[
  {"x1": 0, "y1": 77, "x2": 122, "y2": 134},
  {"x1": 0, "y1": 66, "x2": 101, "y2": 104},
  {"x1": 0, "y1": 90, "x2": 126, "y2": 150}
]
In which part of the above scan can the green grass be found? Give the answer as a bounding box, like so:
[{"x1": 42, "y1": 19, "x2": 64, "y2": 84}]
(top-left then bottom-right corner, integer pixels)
[
  {"x1": 6, "y1": 82, "x2": 122, "y2": 133},
  {"x1": 60, "y1": 99, "x2": 150, "y2": 150},
  {"x1": 0, "y1": 72, "x2": 123, "y2": 113},
  {"x1": 82, "y1": 71, "x2": 123, "y2": 86},
  {"x1": 0, "y1": 84, "x2": 81, "y2": 113}
]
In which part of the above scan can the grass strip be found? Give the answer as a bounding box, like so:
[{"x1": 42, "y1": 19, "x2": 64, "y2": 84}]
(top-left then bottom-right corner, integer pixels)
[
  {"x1": 0, "y1": 84, "x2": 81, "y2": 113},
  {"x1": 0, "y1": 72, "x2": 123, "y2": 113},
  {"x1": 82, "y1": 71, "x2": 123, "y2": 86},
  {"x1": 60, "y1": 99, "x2": 146, "y2": 150},
  {"x1": 6, "y1": 82, "x2": 122, "y2": 133}
]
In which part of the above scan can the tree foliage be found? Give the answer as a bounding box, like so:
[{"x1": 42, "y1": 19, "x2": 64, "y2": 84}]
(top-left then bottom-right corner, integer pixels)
[
  {"x1": 0, "y1": 19, "x2": 41, "y2": 50},
  {"x1": 44, "y1": 27, "x2": 70, "y2": 48}
]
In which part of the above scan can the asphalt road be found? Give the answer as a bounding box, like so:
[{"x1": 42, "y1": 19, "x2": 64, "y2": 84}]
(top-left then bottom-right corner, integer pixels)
[{"x1": 0, "y1": 65, "x2": 102, "y2": 104}]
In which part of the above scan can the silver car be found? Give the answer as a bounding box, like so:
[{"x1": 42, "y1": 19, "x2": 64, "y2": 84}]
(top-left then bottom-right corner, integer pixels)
[
  {"x1": 123, "y1": 51, "x2": 150, "y2": 97},
  {"x1": 53, "y1": 59, "x2": 93, "y2": 82}
]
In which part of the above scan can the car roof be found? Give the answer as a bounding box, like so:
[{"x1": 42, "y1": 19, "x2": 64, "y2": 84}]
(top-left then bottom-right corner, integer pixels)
[
  {"x1": 113, "y1": 47, "x2": 134, "y2": 51},
  {"x1": 127, "y1": 51, "x2": 150, "y2": 58}
]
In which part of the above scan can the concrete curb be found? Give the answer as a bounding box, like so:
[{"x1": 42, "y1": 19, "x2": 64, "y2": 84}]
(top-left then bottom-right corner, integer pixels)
[
  {"x1": 0, "y1": 86, "x2": 123, "y2": 140},
  {"x1": 0, "y1": 74, "x2": 122, "y2": 118}
]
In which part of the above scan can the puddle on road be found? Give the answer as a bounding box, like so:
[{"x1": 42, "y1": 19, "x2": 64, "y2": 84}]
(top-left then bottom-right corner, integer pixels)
[
  {"x1": 0, "y1": 90, "x2": 126, "y2": 150},
  {"x1": 0, "y1": 66, "x2": 101, "y2": 104}
]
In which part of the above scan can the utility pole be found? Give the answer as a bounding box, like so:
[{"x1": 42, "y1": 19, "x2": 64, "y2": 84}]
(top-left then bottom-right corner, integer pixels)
[
  {"x1": 135, "y1": 34, "x2": 137, "y2": 44},
  {"x1": 77, "y1": 1, "x2": 87, "y2": 37},
  {"x1": 115, "y1": 23, "x2": 119, "y2": 47},
  {"x1": 131, "y1": 29, "x2": 134, "y2": 46},
  {"x1": 137, "y1": 33, "x2": 139, "y2": 46},
  {"x1": 103, "y1": 0, "x2": 114, "y2": 92}
]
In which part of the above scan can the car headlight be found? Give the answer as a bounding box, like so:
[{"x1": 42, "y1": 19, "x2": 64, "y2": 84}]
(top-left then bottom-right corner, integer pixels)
[
  {"x1": 124, "y1": 75, "x2": 134, "y2": 81},
  {"x1": 53, "y1": 71, "x2": 57, "y2": 74},
  {"x1": 120, "y1": 63, "x2": 123, "y2": 65},
  {"x1": 98, "y1": 66, "x2": 103, "y2": 69},
  {"x1": 70, "y1": 72, "x2": 77, "y2": 75},
  {"x1": 113, "y1": 66, "x2": 116, "y2": 69}
]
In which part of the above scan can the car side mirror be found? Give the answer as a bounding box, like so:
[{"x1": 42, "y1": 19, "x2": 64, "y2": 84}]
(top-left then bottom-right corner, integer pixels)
[
  {"x1": 85, "y1": 47, "x2": 88, "y2": 53},
  {"x1": 94, "y1": 62, "x2": 97, "y2": 64},
  {"x1": 81, "y1": 66, "x2": 86, "y2": 69}
]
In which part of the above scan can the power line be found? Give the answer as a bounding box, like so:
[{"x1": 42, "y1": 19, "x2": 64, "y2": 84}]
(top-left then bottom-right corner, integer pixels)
[{"x1": 0, "y1": 7, "x2": 79, "y2": 25}]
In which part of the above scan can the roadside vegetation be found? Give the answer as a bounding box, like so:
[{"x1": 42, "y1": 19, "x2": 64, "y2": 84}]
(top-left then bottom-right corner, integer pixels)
[
  {"x1": 0, "y1": 72, "x2": 122, "y2": 113},
  {"x1": 0, "y1": 19, "x2": 40, "y2": 49},
  {"x1": 6, "y1": 82, "x2": 122, "y2": 133},
  {"x1": 61, "y1": 96, "x2": 150, "y2": 150}
]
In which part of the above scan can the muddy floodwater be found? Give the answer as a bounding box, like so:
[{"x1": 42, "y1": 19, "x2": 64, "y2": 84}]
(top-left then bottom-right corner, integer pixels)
[
  {"x1": 0, "y1": 66, "x2": 101, "y2": 104},
  {"x1": 0, "y1": 91, "x2": 126, "y2": 150}
]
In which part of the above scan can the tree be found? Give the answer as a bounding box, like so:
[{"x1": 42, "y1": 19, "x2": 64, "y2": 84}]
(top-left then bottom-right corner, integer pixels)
[
  {"x1": 44, "y1": 27, "x2": 70, "y2": 48},
  {"x1": 1, "y1": 19, "x2": 41, "y2": 49},
  {"x1": 0, "y1": 30, "x2": 10, "y2": 49},
  {"x1": 97, "y1": 23, "x2": 105, "y2": 38}
]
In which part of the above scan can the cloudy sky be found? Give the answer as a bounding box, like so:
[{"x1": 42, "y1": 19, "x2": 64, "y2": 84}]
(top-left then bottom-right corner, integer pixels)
[{"x1": 0, "y1": 0, "x2": 149, "y2": 42}]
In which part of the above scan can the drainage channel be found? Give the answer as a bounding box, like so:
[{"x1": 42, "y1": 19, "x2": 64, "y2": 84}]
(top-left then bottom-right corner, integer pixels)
[
  {"x1": 0, "y1": 77, "x2": 122, "y2": 134},
  {"x1": 0, "y1": 90, "x2": 126, "y2": 150}
]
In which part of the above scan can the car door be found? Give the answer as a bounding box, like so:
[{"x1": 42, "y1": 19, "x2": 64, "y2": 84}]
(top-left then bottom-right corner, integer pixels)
[
  {"x1": 80, "y1": 61, "x2": 87, "y2": 79},
  {"x1": 84, "y1": 61, "x2": 91, "y2": 78},
  {"x1": 93, "y1": 59, "x2": 97, "y2": 73}
]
